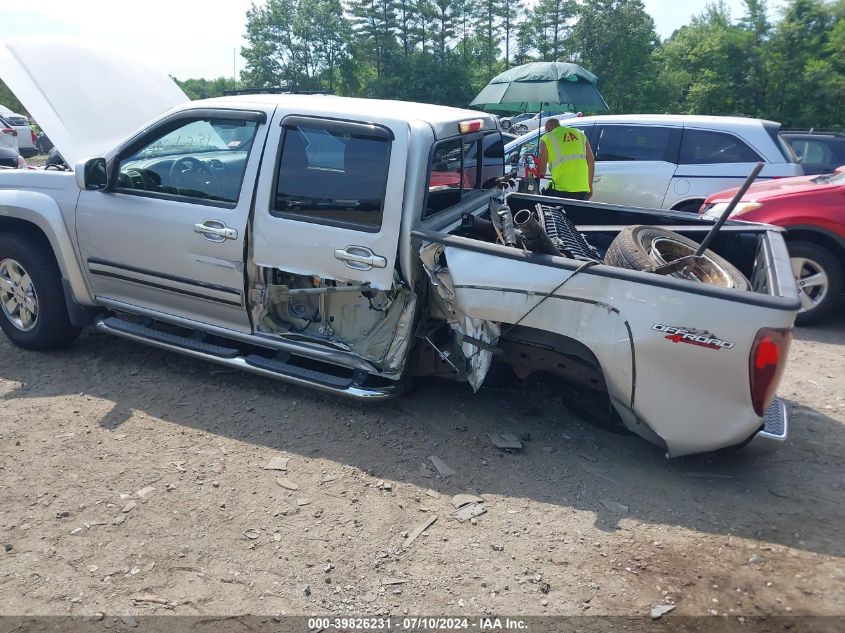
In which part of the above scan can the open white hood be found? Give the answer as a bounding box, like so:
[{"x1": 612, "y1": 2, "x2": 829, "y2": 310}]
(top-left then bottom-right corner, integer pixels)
[{"x1": 0, "y1": 39, "x2": 189, "y2": 167}]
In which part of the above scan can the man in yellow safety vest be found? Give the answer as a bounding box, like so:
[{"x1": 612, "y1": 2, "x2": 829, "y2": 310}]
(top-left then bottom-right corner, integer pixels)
[{"x1": 536, "y1": 118, "x2": 595, "y2": 200}]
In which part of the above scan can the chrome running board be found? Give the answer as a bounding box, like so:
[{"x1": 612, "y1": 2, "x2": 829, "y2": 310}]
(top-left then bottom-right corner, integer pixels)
[{"x1": 95, "y1": 317, "x2": 397, "y2": 400}]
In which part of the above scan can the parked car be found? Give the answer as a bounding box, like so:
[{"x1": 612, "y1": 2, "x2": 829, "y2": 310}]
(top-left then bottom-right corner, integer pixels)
[
  {"x1": 701, "y1": 170, "x2": 845, "y2": 325},
  {"x1": 780, "y1": 130, "x2": 845, "y2": 175},
  {"x1": 0, "y1": 105, "x2": 36, "y2": 157},
  {"x1": 505, "y1": 114, "x2": 803, "y2": 211},
  {"x1": 510, "y1": 110, "x2": 577, "y2": 135},
  {"x1": 0, "y1": 146, "x2": 24, "y2": 169},
  {"x1": 0, "y1": 115, "x2": 18, "y2": 151},
  {"x1": 499, "y1": 112, "x2": 536, "y2": 130},
  {"x1": 0, "y1": 40, "x2": 799, "y2": 457}
]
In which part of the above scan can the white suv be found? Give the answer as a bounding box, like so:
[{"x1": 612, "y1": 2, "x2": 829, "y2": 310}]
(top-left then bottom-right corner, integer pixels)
[
  {"x1": 504, "y1": 114, "x2": 802, "y2": 212},
  {"x1": 0, "y1": 105, "x2": 36, "y2": 158}
]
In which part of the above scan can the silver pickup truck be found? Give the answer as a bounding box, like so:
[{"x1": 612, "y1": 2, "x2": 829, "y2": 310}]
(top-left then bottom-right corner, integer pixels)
[{"x1": 0, "y1": 41, "x2": 799, "y2": 457}]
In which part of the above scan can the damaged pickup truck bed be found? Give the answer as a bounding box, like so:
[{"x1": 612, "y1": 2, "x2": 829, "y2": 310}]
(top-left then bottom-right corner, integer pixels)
[{"x1": 0, "y1": 41, "x2": 799, "y2": 457}]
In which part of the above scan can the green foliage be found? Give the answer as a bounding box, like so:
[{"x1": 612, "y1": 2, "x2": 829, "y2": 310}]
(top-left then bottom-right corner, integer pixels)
[
  {"x1": 171, "y1": 0, "x2": 845, "y2": 130},
  {"x1": 764, "y1": 0, "x2": 843, "y2": 127},
  {"x1": 651, "y1": 0, "x2": 845, "y2": 128},
  {"x1": 572, "y1": 0, "x2": 663, "y2": 112},
  {"x1": 0, "y1": 0, "x2": 841, "y2": 131},
  {"x1": 0, "y1": 80, "x2": 27, "y2": 116},
  {"x1": 174, "y1": 77, "x2": 239, "y2": 100},
  {"x1": 240, "y1": 0, "x2": 348, "y2": 92}
]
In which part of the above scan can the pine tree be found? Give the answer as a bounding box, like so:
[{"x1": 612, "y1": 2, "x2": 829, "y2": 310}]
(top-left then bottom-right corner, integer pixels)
[
  {"x1": 348, "y1": 0, "x2": 399, "y2": 77},
  {"x1": 499, "y1": 0, "x2": 523, "y2": 67}
]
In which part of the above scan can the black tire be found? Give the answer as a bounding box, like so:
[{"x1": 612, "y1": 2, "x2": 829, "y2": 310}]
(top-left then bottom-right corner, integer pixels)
[
  {"x1": 789, "y1": 240, "x2": 844, "y2": 326},
  {"x1": 605, "y1": 225, "x2": 751, "y2": 291},
  {"x1": 0, "y1": 232, "x2": 80, "y2": 350}
]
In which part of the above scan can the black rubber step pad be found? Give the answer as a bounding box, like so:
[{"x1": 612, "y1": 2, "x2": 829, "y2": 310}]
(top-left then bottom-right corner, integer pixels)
[
  {"x1": 102, "y1": 317, "x2": 239, "y2": 359},
  {"x1": 244, "y1": 354, "x2": 354, "y2": 389}
]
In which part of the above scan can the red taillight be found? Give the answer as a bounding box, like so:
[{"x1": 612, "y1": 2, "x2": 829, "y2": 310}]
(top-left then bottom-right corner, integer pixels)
[
  {"x1": 31, "y1": 130, "x2": 37, "y2": 145},
  {"x1": 1, "y1": 128, "x2": 16, "y2": 137},
  {"x1": 749, "y1": 328, "x2": 792, "y2": 416}
]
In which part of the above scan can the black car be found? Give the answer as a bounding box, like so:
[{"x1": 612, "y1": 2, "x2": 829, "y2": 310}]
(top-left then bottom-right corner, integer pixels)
[
  {"x1": 0, "y1": 146, "x2": 21, "y2": 168},
  {"x1": 780, "y1": 130, "x2": 845, "y2": 175}
]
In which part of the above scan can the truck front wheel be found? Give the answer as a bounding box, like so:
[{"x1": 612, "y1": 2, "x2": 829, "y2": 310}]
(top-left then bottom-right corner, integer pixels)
[{"x1": 0, "y1": 233, "x2": 80, "y2": 349}]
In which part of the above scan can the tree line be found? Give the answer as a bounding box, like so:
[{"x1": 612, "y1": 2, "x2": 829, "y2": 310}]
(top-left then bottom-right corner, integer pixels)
[
  {"x1": 218, "y1": 0, "x2": 843, "y2": 130},
  {"x1": 2, "y1": 0, "x2": 842, "y2": 131}
]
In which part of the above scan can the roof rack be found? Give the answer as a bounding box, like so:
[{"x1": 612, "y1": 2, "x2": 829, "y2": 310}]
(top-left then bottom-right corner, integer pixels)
[
  {"x1": 222, "y1": 87, "x2": 332, "y2": 96},
  {"x1": 780, "y1": 128, "x2": 845, "y2": 136}
]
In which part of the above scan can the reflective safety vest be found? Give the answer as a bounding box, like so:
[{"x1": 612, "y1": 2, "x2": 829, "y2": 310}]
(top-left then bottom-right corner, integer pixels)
[{"x1": 541, "y1": 126, "x2": 590, "y2": 193}]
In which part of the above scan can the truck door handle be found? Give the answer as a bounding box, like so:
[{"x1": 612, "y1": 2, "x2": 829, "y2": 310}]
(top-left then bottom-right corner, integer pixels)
[
  {"x1": 334, "y1": 246, "x2": 387, "y2": 271},
  {"x1": 194, "y1": 220, "x2": 238, "y2": 242},
  {"x1": 592, "y1": 176, "x2": 602, "y2": 183}
]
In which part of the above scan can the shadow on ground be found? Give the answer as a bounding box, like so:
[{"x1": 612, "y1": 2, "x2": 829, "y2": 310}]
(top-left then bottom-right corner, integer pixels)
[
  {"x1": 792, "y1": 307, "x2": 845, "y2": 345},
  {"x1": 1, "y1": 329, "x2": 843, "y2": 559}
]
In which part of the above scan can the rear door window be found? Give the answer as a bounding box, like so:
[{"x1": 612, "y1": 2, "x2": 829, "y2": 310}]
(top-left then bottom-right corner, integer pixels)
[
  {"x1": 680, "y1": 129, "x2": 761, "y2": 164},
  {"x1": 273, "y1": 121, "x2": 392, "y2": 231},
  {"x1": 594, "y1": 125, "x2": 672, "y2": 161}
]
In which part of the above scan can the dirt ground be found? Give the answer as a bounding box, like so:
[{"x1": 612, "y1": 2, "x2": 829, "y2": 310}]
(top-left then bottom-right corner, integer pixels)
[{"x1": 1, "y1": 312, "x2": 844, "y2": 620}]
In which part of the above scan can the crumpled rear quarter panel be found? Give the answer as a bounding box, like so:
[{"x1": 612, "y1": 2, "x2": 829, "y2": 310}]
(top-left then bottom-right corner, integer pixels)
[{"x1": 442, "y1": 245, "x2": 795, "y2": 457}]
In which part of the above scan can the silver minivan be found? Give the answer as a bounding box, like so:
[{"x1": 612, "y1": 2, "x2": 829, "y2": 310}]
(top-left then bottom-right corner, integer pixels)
[{"x1": 504, "y1": 114, "x2": 803, "y2": 212}]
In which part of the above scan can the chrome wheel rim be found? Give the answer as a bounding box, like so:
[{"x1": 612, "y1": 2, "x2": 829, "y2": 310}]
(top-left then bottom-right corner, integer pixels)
[
  {"x1": 647, "y1": 237, "x2": 734, "y2": 288},
  {"x1": 791, "y1": 256, "x2": 828, "y2": 313},
  {"x1": 0, "y1": 258, "x2": 39, "y2": 331}
]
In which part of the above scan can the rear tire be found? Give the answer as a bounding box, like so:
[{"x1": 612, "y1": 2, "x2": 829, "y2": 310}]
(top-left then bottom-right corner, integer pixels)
[
  {"x1": 789, "y1": 240, "x2": 843, "y2": 326},
  {"x1": 0, "y1": 232, "x2": 80, "y2": 350},
  {"x1": 605, "y1": 225, "x2": 750, "y2": 290}
]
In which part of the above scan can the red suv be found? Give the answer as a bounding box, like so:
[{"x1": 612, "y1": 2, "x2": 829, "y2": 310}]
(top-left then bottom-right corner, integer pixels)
[{"x1": 701, "y1": 169, "x2": 845, "y2": 325}]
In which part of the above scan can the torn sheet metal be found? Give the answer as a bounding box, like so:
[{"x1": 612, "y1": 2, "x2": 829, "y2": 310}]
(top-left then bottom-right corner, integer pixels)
[{"x1": 419, "y1": 242, "x2": 500, "y2": 391}]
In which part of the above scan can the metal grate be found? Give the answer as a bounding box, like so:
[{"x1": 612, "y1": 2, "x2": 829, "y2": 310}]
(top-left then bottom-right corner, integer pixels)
[{"x1": 537, "y1": 204, "x2": 600, "y2": 260}]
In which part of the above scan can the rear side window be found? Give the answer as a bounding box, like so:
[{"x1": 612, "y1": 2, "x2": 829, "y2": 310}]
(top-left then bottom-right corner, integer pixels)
[
  {"x1": 594, "y1": 125, "x2": 672, "y2": 161},
  {"x1": 425, "y1": 131, "x2": 504, "y2": 219},
  {"x1": 791, "y1": 139, "x2": 832, "y2": 165},
  {"x1": 274, "y1": 122, "x2": 391, "y2": 232},
  {"x1": 680, "y1": 129, "x2": 761, "y2": 164}
]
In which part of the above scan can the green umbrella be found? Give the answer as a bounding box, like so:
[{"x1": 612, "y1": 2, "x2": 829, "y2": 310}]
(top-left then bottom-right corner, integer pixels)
[{"x1": 470, "y1": 61, "x2": 609, "y2": 114}]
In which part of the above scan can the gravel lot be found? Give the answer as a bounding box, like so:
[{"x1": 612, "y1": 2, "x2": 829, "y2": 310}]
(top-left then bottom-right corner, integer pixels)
[{"x1": 1, "y1": 314, "x2": 843, "y2": 619}]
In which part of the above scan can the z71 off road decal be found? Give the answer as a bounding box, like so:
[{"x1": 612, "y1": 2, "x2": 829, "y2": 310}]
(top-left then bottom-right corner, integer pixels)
[{"x1": 652, "y1": 324, "x2": 735, "y2": 350}]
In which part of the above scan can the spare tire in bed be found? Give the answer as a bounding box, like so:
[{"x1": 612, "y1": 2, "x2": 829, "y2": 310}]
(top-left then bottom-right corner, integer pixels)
[{"x1": 604, "y1": 225, "x2": 751, "y2": 291}]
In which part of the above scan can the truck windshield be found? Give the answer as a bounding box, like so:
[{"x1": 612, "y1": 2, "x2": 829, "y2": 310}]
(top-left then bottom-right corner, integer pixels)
[{"x1": 425, "y1": 131, "x2": 504, "y2": 218}]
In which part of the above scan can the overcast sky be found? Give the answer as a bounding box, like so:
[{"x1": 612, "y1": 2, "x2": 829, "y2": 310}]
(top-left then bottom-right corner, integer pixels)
[{"x1": 1, "y1": 0, "x2": 779, "y2": 80}]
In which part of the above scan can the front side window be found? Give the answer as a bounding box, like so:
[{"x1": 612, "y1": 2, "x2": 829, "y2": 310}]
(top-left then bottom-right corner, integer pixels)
[
  {"x1": 273, "y1": 122, "x2": 391, "y2": 231},
  {"x1": 506, "y1": 137, "x2": 540, "y2": 165},
  {"x1": 680, "y1": 129, "x2": 761, "y2": 164},
  {"x1": 594, "y1": 125, "x2": 672, "y2": 162},
  {"x1": 116, "y1": 117, "x2": 258, "y2": 205}
]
